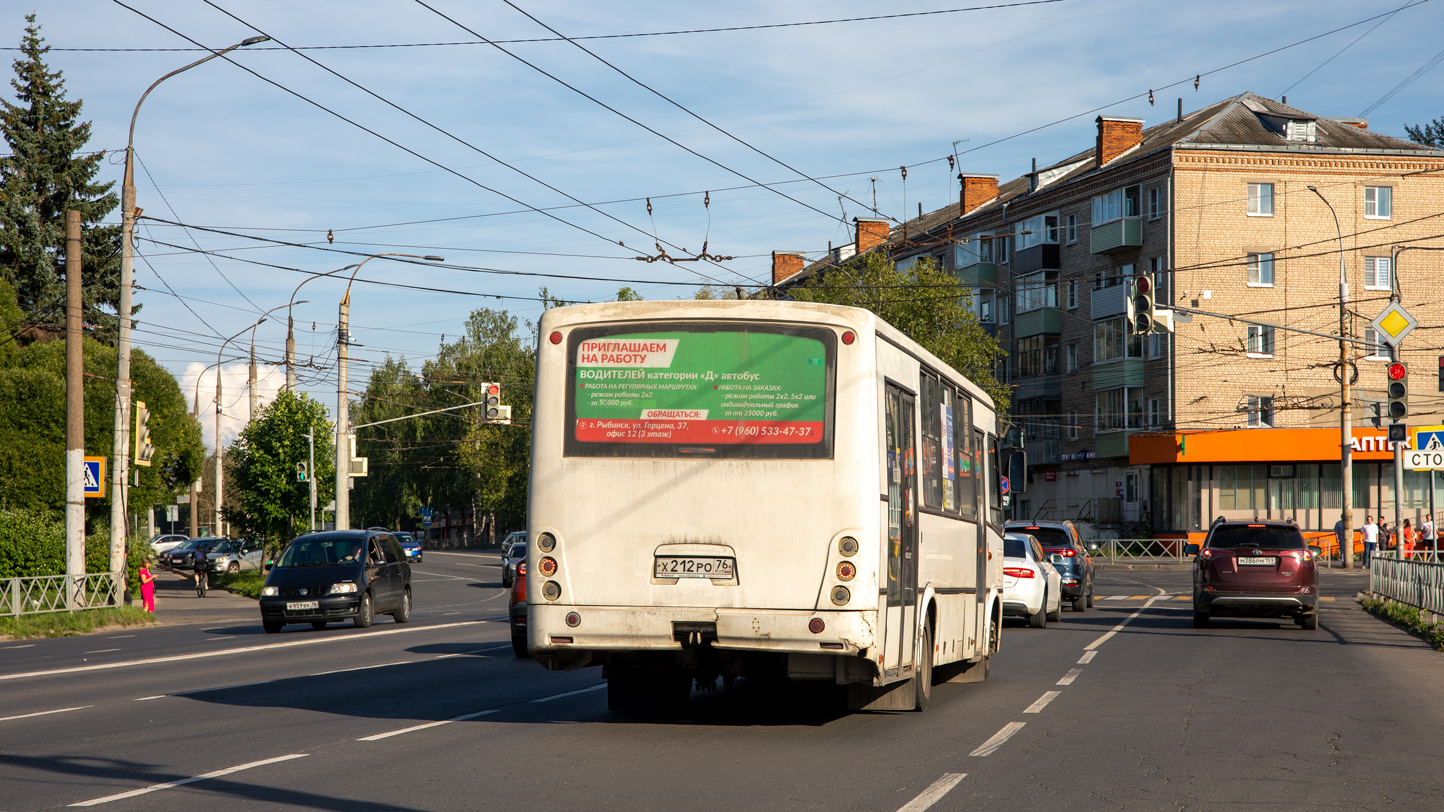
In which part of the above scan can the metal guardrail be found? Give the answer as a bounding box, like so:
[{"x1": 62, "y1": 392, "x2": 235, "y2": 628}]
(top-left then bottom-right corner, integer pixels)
[
  {"x1": 1369, "y1": 556, "x2": 1444, "y2": 616},
  {"x1": 1085, "y1": 538, "x2": 1192, "y2": 565},
  {"x1": 0, "y1": 572, "x2": 124, "y2": 617}
]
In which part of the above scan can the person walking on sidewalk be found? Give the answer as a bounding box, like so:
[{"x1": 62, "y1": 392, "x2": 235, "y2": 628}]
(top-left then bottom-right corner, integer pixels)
[
  {"x1": 139, "y1": 558, "x2": 156, "y2": 612},
  {"x1": 1362, "y1": 515, "x2": 1379, "y2": 568},
  {"x1": 1402, "y1": 519, "x2": 1416, "y2": 560}
]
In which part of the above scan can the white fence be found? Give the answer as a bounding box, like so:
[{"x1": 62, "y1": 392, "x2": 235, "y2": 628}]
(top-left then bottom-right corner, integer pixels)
[
  {"x1": 1369, "y1": 557, "x2": 1444, "y2": 616},
  {"x1": 0, "y1": 572, "x2": 124, "y2": 617},
  {"x1": 1086, "y1": 538, "x2": 1193, "y2": 565}
]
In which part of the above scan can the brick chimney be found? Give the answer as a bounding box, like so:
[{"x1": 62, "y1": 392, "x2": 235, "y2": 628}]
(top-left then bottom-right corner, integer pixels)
[
  {"x1": 958, "y1": 174, "x2": 1000, "y2": 214},
  {"x1": 771, "y1": 251, "x2": 805, "y2": 285},
  {"x1": 1095, "y1": 116, "x2": 1144, "y2": 168},
  {"x1": 854, "y1": 217, "x2": 890, "y2": 255}
]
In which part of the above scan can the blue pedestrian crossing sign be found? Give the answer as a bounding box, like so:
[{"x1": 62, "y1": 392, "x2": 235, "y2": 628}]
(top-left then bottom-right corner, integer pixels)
[
  {"x1": 83, "y1": 456, "x2": 106, "y2": 498},
  {"x1": 1406, "y1": 427, "x2": 1444, "y2": 470}
]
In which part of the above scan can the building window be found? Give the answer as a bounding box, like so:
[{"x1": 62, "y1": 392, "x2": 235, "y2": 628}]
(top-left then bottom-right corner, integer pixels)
[
  {"x1": 1066, "y1": 214, "x2": 1077, "y2": 244},
  {"x1": 1067, "y1": 411, "x2": 1079, "y2": 440},
  {"x1": 1017, "y1": 271, "x2": 1058, "y2": 313},
  {"x1": 1247, "y1": 182, "x2": 1274, "y2": 216},
  {"x1": 1017, "y1": 336, "x2": 1057, "y2": 378},
  {"x1": 1066, "y1": 279, "x2": 1078, "y2": 310},
  {"x1": 1017, "y1": 213, "x2": 1059, "y2": 251},
  {"x1": 1096, "y1": 386, "x2": 1144, "y2": 432},
  {"x1": 1363, "y1": 327, "x2": 1393, "y2": 360},
  {"x1": 1365, "y1": 186, "x2": 1392, "y2": 219},
  {"x1": 978, "y1": 235, "x2": 994, "y2": 263},
  {"x1": 1364, "y1": 256, "x2": 1392, "y2": 290},
  {"x1": 1066, "y1": 343, "x2": 1079, "y2": 373},
  {"x1": 1094, "y1": 317, "x2": 1143, "y2": 363},
  {"x1": 1148, "y1": 398, "x2": 1161, "y2": 427},
  {"x1": 1247, "y1": 395, "x2": 1275, "y2": 427},
  {"x1": 997, "y1": 233, "x2": 1009, "y2": 264},
  {"x1": 1246, "y1": 324, "x2": 1275, "y2": 357},
  {"x1": 1000, "y1": 296, "x2": 1010, "y2": 324},
  {"x1": 1147, "y1": 187, "x2": 1162, "y2": 219},
  {"x1": 1092, "y1": 186, "x2": 1140, "y2": 226},
  {"x1": 978, "y1": 291, "x2": 994, "y2": 324},
  {"x1": 1148, "y1": 332, "x2": 1166, "y2": 359},
  {"x1": 1247, "y1": 252, "x2": 1275, "y2": 286}
]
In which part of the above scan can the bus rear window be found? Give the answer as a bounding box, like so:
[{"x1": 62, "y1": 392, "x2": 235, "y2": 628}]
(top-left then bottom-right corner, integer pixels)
[{"x1": 564, "y1": 322, "x2": 835, "y2": 459}]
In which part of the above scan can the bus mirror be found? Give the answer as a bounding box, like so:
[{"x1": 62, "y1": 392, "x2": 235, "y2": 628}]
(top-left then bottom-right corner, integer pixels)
[{"x1": 1007, "y1": 451, "x2": 1028, "y2": 494}]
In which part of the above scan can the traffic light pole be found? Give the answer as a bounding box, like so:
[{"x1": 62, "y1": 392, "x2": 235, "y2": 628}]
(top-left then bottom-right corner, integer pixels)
[{"x1": 304, "y1": 427, "x2": 316, "y2": 532}]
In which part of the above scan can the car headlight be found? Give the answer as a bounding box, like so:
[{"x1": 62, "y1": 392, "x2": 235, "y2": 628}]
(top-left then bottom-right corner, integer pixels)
[
  {"x1": 328, "y1": 582, "x2": 358, "y2": 595},
  {"x1": 261, "y1": 586, "x2": 279, "y2": 597}
]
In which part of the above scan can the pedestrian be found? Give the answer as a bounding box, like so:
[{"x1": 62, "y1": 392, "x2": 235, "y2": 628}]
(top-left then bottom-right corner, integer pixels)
[
  {"x1": 1402, "y1": 519, "x2": 1416, "y2": 559},
  {"x1": 139, "y1": 558, "x2": 156, "y2": 613},
  {"x1": 1362, "y1": 515, "x2": 1379, "y2": 568},
  {"x1": 1423, "y1": 513, "x2": 1436, "y2": 560},
  {"x1": 1333, "y1": 514, "x2": 1348, "y2": 562}
]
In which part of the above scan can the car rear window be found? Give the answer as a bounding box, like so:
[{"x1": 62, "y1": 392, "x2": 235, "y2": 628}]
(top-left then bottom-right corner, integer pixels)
[
  {"x1": 1004, "y1": 536, "x2": 1027, "y2": 559},
  {"x1": 1014, "y1": 527, "x2": 1071, "y2": 547},
  {"x1": 1208, "y1": 526, "x2": 1305, "y2": 550}
]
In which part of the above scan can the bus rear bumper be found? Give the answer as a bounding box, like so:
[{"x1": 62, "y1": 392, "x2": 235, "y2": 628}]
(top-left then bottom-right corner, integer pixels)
[{"x1": 529, "y1": 604, "x2": 876, "y2": 657}]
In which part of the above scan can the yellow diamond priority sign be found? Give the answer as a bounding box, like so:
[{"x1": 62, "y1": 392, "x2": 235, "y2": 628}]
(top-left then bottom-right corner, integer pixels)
[{"x1": 1369, "y1": 301, "x2": 1417, "y2": 346}]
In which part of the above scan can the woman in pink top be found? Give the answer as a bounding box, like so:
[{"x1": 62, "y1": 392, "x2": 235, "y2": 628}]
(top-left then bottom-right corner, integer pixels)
[{"x1": 139, "y1": 558, "x2": 156, "y2": 612}]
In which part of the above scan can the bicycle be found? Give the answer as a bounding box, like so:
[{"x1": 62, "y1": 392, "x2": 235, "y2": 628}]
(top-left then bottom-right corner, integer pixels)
[{"x1": 194, "y1": 569, "x2": 208, "y2": 598}]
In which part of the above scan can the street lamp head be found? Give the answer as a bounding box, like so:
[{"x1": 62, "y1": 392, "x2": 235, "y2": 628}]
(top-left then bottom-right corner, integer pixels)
[
  {"x1": 423, "y1": 256, "x2": 445, "y2": 262},
  {"x1": 1307, "y1": 185, "x2": 1319, "y2": 193},
  {"x1": 240, "y1": 35, "x2": 271, "y2": 47}
]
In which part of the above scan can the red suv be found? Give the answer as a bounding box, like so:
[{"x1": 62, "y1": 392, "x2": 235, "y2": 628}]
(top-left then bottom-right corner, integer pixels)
[{"x1": 1188, "y1": 521, "x2": 1318, "y2": 630}]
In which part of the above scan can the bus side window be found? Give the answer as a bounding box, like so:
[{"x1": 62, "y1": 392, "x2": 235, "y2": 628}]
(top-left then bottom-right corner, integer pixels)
[{"x1": 986, "y1": 433, "x2": 1003, "y2": 527}]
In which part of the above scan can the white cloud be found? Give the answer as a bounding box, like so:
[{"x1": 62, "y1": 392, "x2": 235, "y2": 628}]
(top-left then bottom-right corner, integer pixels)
[{"x1": 180, "y1": 362, "x2": 287, "y2": 450}]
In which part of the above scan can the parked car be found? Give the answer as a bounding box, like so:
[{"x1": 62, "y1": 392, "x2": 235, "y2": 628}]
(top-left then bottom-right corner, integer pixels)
[
  {"x1": 159, "y1": 537, "x2": 223, "y2": 570},
  {"x1": 148, "y1": 533, "x2": 189, "y2": 554},
  {"x1": 1188, "y1": 521, "x2": 1318, "y2": 630},
  {"x1": 1001, "y1": 532, "x2": 1063, "y2": 628},
  {"x1": 258, "y1": 530, "x2": 412, "y2": 633},
  {"x1": 500, "y1": 531, "x2": 526, "y2": 558},
  {"x1": 1005, "y1": 521, "x2": 1094, "y2": 611},
  {"x1": 510, "y1": 560, "x2": 528, "y2": 658},
  {"x1": 501, "y1": 539, "x2": 526, "y2": 588},
  {"x1": 207, "y1": 538, "x2": 265, "y2": 575},
  {"x1": 396, "y1": 531, "x2": 423, "y2": 563}
]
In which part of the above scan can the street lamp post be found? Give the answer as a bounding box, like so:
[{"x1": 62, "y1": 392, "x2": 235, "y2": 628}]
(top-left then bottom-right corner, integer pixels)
[
  {"x1": 1309, "y1": 185, "x2": 1353, "y2": 569},
  {"x1": 214, "y1": 303, "x2": 292, "y2": 535},
  {"x1": 251, "y1": 300, "x2": 306, "y2": 418},
  {"x1": 191, "y1": 358, "x2": 237, "y2": 537},
  {"x1": 285, "y1": 266, "x2": 366, "y2": 391},
  {"x1": 112, "y1": 33, "x2": 270, "y2": 569},
  {"x1": 334, "y1": 253, "x2": 443, "y2": 531}
]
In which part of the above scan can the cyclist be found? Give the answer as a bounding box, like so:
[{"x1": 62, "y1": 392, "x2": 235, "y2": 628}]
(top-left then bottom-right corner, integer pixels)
[{"x1": 192, "y1": 544, "x2": 210, "y2": 597}]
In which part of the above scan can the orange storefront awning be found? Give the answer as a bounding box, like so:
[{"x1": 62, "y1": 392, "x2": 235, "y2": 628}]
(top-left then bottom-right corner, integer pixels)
[{"x1": 1129, "y1": 427, "x2": 1406, "y2": 465}]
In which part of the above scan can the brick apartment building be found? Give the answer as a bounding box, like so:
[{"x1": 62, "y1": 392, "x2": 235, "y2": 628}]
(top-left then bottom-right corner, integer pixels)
[{"x1": 773, "y1": 93, "x2": 1444, "y2": 538}]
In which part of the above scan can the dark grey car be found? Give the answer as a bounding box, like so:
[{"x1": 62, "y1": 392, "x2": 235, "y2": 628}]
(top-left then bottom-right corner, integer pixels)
[{"x1": 1005, "y1": 521, "x2": 1095, "y2": 611}]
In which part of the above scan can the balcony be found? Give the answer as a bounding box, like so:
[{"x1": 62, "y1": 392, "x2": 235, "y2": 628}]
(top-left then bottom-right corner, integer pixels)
[
  {"x1": 1090, "y1": 283, "x2": 1127, "y2": 319},
  {"x1": 1012, "y1": 307, "x2": 1061, "y2": 338},
  {"x1": 1094, "y1": 430, "x2": 1140, "y2": 459},
  {"x1": 1026, "y1": 437, "x2": 1061, "y2": 466},
  {"x1": 1092, "y1": 358, "x2": 1145, "y2": 390},
  {"x1": 1014, "y1": 375, "x2": 1062, "y2": 402},
  {"x1": 957, "y1": 261, "x2": 996, "y2": 286},
  {"x1": 1013, "y1": 243, "x2": 1060, "y2": 275},
  {"x1": 1091, "y1": 217, "x2": 1142, "y2": 254}
]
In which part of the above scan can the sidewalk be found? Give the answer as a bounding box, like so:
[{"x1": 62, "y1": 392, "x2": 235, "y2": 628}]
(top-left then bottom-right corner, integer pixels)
[{"x1": 148, "y1": 567, "x2": 258, "y2": 627}]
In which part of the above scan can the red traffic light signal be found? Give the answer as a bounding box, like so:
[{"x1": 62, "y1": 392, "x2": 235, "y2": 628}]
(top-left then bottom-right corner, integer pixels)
[{"x1": 1388, "y1": 362, "x2": 1407, "y2": 381}]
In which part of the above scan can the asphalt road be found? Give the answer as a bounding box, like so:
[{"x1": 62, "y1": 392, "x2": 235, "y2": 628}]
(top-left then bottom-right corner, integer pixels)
[{"x1": 2, "y1": 556, "x2": 1440, "y2": 811}]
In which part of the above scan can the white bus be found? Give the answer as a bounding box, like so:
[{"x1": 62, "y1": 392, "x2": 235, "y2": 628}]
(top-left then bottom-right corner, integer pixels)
[{"x1": 527, "y1": 300, "x2": 1005, "y2": 712}]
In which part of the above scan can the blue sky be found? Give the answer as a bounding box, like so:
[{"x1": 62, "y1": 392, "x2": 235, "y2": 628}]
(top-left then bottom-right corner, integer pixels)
[{"x1": 14, "y1": 0, "x2": 1444, "y2": 446}]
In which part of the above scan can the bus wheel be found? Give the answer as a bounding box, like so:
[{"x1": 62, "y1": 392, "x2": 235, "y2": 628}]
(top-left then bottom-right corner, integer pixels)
[{"x1": 913, "y1": 625, "x2": 933, "y2": 711}]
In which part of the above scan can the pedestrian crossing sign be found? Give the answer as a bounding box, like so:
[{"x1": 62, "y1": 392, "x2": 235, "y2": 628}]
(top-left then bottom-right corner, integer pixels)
[{"x1": 83, "y1": 456, "x2": 106, "y2": 498}]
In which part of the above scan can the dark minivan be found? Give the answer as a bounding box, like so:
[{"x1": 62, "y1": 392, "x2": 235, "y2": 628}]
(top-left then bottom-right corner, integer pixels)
[
  {"x1": 259, "y1": 530, "x2": 412, "y2": 633},
  {"x1": 1188, "y1": 521, "x2": 1318, "y2": 630}
]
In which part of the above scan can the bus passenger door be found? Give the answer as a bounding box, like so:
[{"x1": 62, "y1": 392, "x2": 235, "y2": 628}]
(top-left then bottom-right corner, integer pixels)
[
  {"x1": 882, "y1": 385, "x2": 918, "y2": 678},
  {"x1": 974, "y1": 428, "x2": 989, "y2": 655}
]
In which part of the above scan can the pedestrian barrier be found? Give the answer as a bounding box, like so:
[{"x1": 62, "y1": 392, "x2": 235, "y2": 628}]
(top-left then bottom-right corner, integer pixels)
[
  {"x1": 0, "y1": 572, "x2": 124, "y2": 617},
  {"x1": 1368, "y1": 556, "x2": 1444, "y2": 616},
  {"x1": 1085, "y1": 538, "x2": 1193, "y2": 565}
]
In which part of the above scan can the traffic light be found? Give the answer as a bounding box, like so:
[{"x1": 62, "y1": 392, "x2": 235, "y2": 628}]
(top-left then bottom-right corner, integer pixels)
[
  {"x1": 296, "y1": 462, "x2": 308, "y2": 482},
  {"x1": 133, "y1": 400, "x2": 154, "y2": 467},
  {"x1": 1126, "y1": 273, "x2": 1156, "y2": 335},
  {"x1": 483, "y1": 383, "x2": 501, "y2": 420},
  {"x1": 1387, "y1": 361, "x2": 1409, "y2": 420}
]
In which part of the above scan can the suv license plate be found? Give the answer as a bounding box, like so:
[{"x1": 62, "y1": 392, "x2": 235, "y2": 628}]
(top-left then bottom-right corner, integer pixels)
[
  {"x1": 1237, "y1": 557, "x2": 1277, "y2": 566},
  {"x1": 654, "y1": 556, "x2": 734, "y2": 579},
  {"x1": 286, "y1": 600, "x2": 320, "y2": 611}
]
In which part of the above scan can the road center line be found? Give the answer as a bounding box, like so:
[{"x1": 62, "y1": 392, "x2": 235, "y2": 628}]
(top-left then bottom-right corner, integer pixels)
[
  {"x1": 1023, "y1": 691, "x2": 1061, "y2": 714},
  {"x1": 0, "y1": 705, "x2": 92, "y2": 723},
  {"x1": 83, "y1": 649, "x2": 121, "y2": 654},
  {"x1": 311, "y1": 661, "x2": 412, "y2": 677},
  {"x1": 895, "y1": 773, "x2": 967, "y2": 812},
  {"x1": 432, "y1": 644, "x2": 511, "y2": 659},
  {"x1": 0, "y1": 620, "x2": 484, "y2": 682},
  {"x1": 970, "y1": 722, "x2": 1026, "y2": 756},
  {"x1": 531, "y1": 684, "x2": 606, "y2": 703},
  {"x1": 358, "y1": 709, "x2": 498, "y2": 741},
  {"x1": 1057, "y1": 669, "x2": 1083, "y2": 686},
  {"x1": 1084, "y1": 592, "x2": 1164, "y2": 651},
  {"x1": 1078, "y1": 650, "x2": 1097, "y2": 664},
  {"x1": 68, "y1": 753, "x2": 309, "y2": 807}
]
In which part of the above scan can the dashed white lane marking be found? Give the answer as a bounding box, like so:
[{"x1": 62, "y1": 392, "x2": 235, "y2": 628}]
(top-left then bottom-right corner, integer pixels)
[
  {"x1": 1104, "y1": 595, "x2": 1128, "y2": 601},
  {"x1": 134, "y1": 696, "x2": 166, "y2": 701},
  {"x1": 311, "y1": 661, "x2": 412, "y2": 677},
  {"x1": 358, "y1": 709, "x2": 498, "y2": 741},
  {"x1": 1023, "y1": 691, "x2": 1061, "y2": 714},
  {"x1": 432, "y1": 644, "x2": 510, "y2": 659},
  {"x1": 1078, "y1": 650, "x2": 1097, "y2": 664},
  {"x1": 107, "y1": 635, "x2": 135, "y2": 639},
  {"x1": 970, "y1": 722, "x2": 1026, "y2": 756},
  {"x1": 895, "y1": 773, "x2": 967, "y2": 812},
  {"x1": 0, "y1": 620, "x2": 483, "y2": 682},
  {"x1": 0, "y1": 705, "x2": 92, "y2": 723},
  {"x1": 1, "y1": 644, "x2": 34, "y2": 649},
  {"x1": 1084, "y1": 590, "x2": 1164, "y2": 651},
  {"x1": 1057, "y1": 669, "x2": 1083, "y2": 686},
  {"x1": 68, "y1": 753, "x2": 309, "y2": 807},
  {"x1": 531, "y1": 684, "x2": 606, "y2": 703},
  {"x1": 83, "y1": 649, "x2": 120, "y2": 654}
]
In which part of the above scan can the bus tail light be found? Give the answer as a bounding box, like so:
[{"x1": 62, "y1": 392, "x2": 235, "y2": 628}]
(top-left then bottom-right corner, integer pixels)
[
  {"x1": 539, "y1": 557, "x2": 558, "y2": 577},
  {"x1": 841, "y1": 331, "x2": 855, "y2": 345},
  {"x1": 537, "y1": 533, "x2": 556, "y2": 552},
  {"x1": 542, "y1": 581, "x2": 562, "y2": 601},
  {"x1": 836, "y1": 561, "x2": 856, "y2": 581},
  {"x1": 839, "y1": 537, "x2": 858, "y2": 556},
  {"x1": 549, "y1": 331, "x2": 563, "y2": 345},
  {"x1": 830, "y1": 586, "x2": 850, "y2": 605},
  {"x1": 808, "y1": 617, "x2": 825, "y2": 634},
  {"x1": 1004, "y1": 567, "x2": 1035, "y2": 579},
  {"x1": 565, "y1": 612, "x2": 581, "y2": 627}
]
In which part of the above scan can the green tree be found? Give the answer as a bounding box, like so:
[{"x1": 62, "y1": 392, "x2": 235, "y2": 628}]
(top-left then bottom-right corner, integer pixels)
[
  {"x1": 0, "y1": 14, "x2": 122, "y2": 343},
  {"x1": 223, "y1": 391, "x2": 334, "y2": 548},
  {"x1": 615, "y1": 286, "x2": 643, "y2": 301},
  {"x1": 350, "y1": 356, "x2": 429, "y2": 531},
  {"x1": 1405, "y1": 116, "x2": 1444, "y2": 148},
  {"x1": 785, "y1": 252, "x2": 1007, "y2": 410}
]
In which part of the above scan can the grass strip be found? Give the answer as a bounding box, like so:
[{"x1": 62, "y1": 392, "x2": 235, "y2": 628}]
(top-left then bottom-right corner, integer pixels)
[
  {"x1": 1358, "y1": 595, "x2": 1444, "y2": 651},
  {"x1": 0, "y1": 606, "x2": 158, "y2": 640},
  {"x1": 214, "y1": 570, "x2": 264, "y2": 599}
]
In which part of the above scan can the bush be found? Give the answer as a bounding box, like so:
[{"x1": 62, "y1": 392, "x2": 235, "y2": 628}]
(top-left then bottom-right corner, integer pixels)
[
  {"x1": 215, "y1": 569, "x2": 264, "y2": 599},
  {"x1": 0, "y1": 508, "x2": 150, "y2": 595}
]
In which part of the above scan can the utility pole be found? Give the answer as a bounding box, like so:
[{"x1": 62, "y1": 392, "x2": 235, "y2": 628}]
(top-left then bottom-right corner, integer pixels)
[
  {"x1": 249, "y1": 343, "x2": 258, "y2": 423},
  {"x1": 214, "y1": 366, "x2": 224, "y2": 537},
  {"x1": 1310, "y1": 186, "x2": 1353, "y2": 569},
  {"x1": 336, "y1": 292, "x2": 351, "y2": 531},
  {"x1": 190, "y1": 383, "x2": 200, "y2": 539},
  {"x1": 286, "y1": 314, "x2": 297, "y2": 391},
  {"x1": 64, "y1": 211, "x2": 85, "y2": 609}
]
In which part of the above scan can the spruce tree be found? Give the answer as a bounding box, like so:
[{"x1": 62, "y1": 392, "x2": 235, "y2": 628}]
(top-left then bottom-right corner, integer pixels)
[
  {"x1": 0, "y1": 14, "x2": 122, "y2": 344},
  {"x1": 1405, "y1": 117, "x2": 1444, "y2": 148}
]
